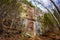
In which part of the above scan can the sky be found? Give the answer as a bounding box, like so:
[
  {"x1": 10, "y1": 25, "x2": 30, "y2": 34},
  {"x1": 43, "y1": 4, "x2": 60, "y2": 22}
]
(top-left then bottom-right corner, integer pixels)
[{"x1": 28, "y1": 0, "x2": 60, "y2": 12}]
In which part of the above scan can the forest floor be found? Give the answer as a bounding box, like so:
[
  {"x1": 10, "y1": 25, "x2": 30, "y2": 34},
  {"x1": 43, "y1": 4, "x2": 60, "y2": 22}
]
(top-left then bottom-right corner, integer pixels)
[{"x1": 0, "y1": 32, "x2": 60, "y2": 40}]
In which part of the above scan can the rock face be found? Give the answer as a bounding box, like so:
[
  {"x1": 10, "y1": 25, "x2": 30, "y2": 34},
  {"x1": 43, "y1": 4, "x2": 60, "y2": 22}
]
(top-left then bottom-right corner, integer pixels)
[
  {"x1": 0, "y1": 23, "x2": 3, "y2": 34},
  {"x1": 2, "y1": 18, "x2": 23, "y2": 33}
]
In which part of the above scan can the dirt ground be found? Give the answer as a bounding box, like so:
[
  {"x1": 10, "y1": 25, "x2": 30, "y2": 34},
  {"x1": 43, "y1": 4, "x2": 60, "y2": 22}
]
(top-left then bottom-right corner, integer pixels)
[
  {"x1": 0, "y1": 34, "x2": 60, "y2": 40},
  {"x1": 0, "y1": 32, "x2": 60, "y2": 40}
]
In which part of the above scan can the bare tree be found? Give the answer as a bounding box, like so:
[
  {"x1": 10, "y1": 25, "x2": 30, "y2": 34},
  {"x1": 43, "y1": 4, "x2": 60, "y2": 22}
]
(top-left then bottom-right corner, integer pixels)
[
  {"x1": 50, "y1": 0, "x2": 60, "y2": 14},
  {"x1": 33, "y1": 0, "x2": 60, "y2": 30}
]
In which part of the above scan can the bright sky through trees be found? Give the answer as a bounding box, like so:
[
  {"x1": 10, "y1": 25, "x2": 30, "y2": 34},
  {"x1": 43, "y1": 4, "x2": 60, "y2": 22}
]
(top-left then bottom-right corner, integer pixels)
[{"x1": 29, "y1": 0, "x2": 60, "y2": 12}]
